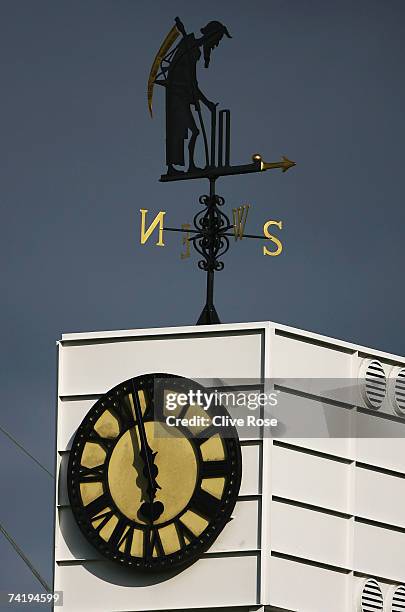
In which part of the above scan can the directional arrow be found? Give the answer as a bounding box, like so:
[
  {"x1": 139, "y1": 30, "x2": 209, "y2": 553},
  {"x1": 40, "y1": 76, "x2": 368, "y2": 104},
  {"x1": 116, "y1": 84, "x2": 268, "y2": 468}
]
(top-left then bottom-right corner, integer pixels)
[
  {"x1": 252, "y1": 153, "x2": 296, "y2": 173},
  {"x1": 160, "y1": 154, "x2": 296, "y2": 182}
]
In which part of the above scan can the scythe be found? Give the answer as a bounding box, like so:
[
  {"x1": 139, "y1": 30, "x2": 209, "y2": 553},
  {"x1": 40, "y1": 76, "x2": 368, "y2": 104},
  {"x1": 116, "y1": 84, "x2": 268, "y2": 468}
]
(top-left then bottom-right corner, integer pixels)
[{"x1": 147, "y1": 24, "x2": 180, "y2": 118}]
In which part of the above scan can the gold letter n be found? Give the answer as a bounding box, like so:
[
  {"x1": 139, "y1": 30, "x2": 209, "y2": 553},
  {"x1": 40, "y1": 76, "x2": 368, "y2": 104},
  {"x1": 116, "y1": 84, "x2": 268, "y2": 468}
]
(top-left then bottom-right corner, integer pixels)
[{"x1": 140, "y1": 209, "x2": 166, "y2": 247}]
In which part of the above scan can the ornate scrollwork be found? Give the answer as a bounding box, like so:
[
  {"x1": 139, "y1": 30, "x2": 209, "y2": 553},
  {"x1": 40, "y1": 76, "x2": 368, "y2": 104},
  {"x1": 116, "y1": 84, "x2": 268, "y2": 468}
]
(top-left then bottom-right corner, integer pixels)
[{"x1": 192, "y1": 193, "x2": 231, "y2": 272}]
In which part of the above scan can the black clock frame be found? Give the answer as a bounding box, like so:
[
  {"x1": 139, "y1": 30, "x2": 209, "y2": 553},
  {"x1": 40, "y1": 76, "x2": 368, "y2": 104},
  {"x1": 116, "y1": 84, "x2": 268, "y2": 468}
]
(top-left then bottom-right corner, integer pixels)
[{"x1": 67, "y1": 373, "x2": 242, "y2": 572}]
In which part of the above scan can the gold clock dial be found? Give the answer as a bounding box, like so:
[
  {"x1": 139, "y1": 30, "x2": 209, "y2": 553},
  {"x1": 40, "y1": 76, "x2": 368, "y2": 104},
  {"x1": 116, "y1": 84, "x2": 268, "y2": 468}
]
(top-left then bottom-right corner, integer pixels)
[{"x1": 67, "y1": 373, "x2": 242, "y2": 572}]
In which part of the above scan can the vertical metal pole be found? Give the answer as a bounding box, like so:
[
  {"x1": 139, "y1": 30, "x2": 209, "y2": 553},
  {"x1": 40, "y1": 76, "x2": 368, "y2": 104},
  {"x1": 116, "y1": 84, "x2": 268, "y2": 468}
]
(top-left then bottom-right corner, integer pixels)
[
  {"x1": 206, "y1": 178, "x2": 215, "y2": 309},
  {"x1": 197, "y1": 178, "x2": 220, "y2": 325},
  {"x1": 225, "y1": 110, "x2": 231, "y2": 167},
  {"x1": 218, "y1": 110, "x2": 224, "y2": 166},
  {"x1": 210, "y1": 108, "x2": 216, "y2": 167}
]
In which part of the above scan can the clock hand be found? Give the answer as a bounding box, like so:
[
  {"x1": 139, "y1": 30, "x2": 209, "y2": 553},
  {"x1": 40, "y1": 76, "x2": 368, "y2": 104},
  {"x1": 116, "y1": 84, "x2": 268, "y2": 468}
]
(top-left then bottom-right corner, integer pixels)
[{"x1": 130, "y1": 381, "x2": 163, "y2": 519}]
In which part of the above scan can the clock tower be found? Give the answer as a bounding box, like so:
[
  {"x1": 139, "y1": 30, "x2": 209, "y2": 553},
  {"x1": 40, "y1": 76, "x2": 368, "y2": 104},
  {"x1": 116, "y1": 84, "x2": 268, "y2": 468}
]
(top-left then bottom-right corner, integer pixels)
[{"x1": 54, "y1": 321, "x2": 405, "y2": 612}]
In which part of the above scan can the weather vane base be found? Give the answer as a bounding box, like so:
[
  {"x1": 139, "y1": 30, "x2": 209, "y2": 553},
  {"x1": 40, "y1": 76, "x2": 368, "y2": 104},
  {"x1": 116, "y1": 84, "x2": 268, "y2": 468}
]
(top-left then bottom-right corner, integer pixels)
[{"x1": 197, "y1": 303, "x2": 221, "y2": 325}]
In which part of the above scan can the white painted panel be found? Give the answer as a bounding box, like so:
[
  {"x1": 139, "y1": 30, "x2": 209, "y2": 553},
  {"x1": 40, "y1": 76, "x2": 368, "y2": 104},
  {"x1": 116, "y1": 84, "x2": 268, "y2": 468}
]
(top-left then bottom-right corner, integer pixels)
[
  {"x1": 354, "y1": 521, "x2": 405, "y2": 581},
  {"x1": 57, "y1": 443, "x2": 261, "y2": 507},
  {"x1": 272, "y1": 444, "x2": 351, "y2": 513},
  {"x1": 55, "y1": 507, "x2": 103, "y2": 562},
  {"x1": 284, "y1": 436, "x2": 354, "y2": 460},
  {"x1": 272, "y1": 333, "x2": 353, "y2": 398},
  {"x1": 271, "y1": 501, "x2": 349, "y2": 568},
  {"x1": 355, "y1": 467, "x2": 405, "y2": 528},
  {"x1": 356, "y1": 413, "x2": 405, "y2": 473},
  {"x1": 357, "y1": 439, "x2": 405, "y2": 474},
  {"x1": 55, "y1": 499, "x2": 259, "y2": 562},
  {"x1": 59, "y1": 333, "x2": 263, "y2": 396},
  {"x1": 61, "y1": 322, "x2": 266, "y2": 342},
  {"x1": 272, "y1": 390, "x2": 353, "y2": 440},
  {"x1": 269, "y1": 555, "x2": 349, "y2": 612},
  {"x1": 212, "y1": 498, "x2": 259, "y2": 552},
  {"x1": 55, "y1": 554, "x2": 259, "y2": 611},
  {"x1": 57, "y1": 399, "x2": 95, "y2": 451}
]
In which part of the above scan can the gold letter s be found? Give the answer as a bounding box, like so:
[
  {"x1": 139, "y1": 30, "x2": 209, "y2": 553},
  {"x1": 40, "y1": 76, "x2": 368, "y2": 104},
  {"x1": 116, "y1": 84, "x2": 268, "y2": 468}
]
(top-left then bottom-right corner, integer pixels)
[
  {"x1": 263, "y1": 220, "x2": 283, "y2": 256},
  {"x1": 140, "y1": 209, "x2": 166, "y2": 247}
]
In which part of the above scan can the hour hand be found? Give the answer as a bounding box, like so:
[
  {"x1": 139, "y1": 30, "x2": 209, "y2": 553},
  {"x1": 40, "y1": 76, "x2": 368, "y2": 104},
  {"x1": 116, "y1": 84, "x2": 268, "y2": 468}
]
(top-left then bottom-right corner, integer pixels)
[
  {"x1": 140, "y1": 447, "x2": 161, "y2": 499},
  {"x1": 139, "y1": 447, "x2": 164, "y2": 521}
]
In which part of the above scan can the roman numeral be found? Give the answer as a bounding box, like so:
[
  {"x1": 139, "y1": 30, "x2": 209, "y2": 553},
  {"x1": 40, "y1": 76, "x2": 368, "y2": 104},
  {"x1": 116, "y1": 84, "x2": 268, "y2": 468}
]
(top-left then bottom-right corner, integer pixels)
[
  {"x1": 85, "y1": 494, "x2": 112, "y2": 528},
  {"x1": 117, "y1": 525, "x2": 135, "y2": 557},
  {"x1": 109, "y1": 398, "x2": 135, "y2": 431},
  {"x1": 140, "y1": 387, "x2": 153, "y2": 419},
  {"x1": 178, "y1": 402, "x2": 190, "y2": 419},
  {"x1": 175, "y1": 519, "x2": 196, "y2": 548},
  {"x1": 79, "y1": 465, "x2": 105, "y2": 482},
  {"x1": 189, "y1": 488, "x2": 221, "y2": 520},
  {"x1": 144, "y1": 525, "x2": 164, "y2": 559},
  {"x1": 88, "y1": 429, "x2": 115, "y2": 452},
  {"x1": 200, "y1": 460, "x2": 230, "y2": 478},
  {"x1": 109, "y1": 517, "x2": 131, "y2": 550},
  {"x1": 193, "y1": 424, "x2": 218, "y2": 448}
]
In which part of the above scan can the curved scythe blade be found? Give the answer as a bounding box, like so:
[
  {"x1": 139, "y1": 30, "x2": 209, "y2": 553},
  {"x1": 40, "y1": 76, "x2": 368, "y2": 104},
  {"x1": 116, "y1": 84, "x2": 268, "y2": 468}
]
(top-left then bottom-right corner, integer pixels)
[{"x1": 147, "y1": 24, "x2": 180, "y2": 118}]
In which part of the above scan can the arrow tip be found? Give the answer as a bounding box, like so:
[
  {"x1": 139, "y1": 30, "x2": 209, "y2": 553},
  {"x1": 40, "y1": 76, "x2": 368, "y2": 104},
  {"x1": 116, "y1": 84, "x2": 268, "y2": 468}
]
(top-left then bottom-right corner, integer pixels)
[{"x1": 282, "y1": 156, "x2": 296, "y2": 172}]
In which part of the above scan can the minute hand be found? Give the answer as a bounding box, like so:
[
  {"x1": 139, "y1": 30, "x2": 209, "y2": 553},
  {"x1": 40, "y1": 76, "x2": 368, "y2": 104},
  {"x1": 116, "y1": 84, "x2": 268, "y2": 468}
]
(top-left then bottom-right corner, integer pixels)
[{"x1": 131, "y1": 381, "x2": 160, "y2": 502}]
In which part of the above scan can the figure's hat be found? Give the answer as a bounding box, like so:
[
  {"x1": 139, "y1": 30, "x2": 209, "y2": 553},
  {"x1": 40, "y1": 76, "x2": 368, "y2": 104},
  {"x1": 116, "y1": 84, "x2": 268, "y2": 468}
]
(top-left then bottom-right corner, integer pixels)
[{"x1": 200, "y1": 21, "x2": 232, "y2": 39}]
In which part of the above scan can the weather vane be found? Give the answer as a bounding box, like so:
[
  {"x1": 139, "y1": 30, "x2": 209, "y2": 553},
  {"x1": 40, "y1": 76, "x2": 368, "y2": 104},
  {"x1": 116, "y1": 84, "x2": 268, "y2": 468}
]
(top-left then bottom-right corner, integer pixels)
[{"x1": 141, "y1": 16, "x2": 295, "y2": 324}]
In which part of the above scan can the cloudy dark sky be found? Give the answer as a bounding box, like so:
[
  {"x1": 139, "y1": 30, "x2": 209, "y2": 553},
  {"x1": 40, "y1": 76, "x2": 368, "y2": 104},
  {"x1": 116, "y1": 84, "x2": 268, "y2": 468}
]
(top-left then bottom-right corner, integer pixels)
[{"x1": 1, "y1": 0, "x2": 405, "y2": 606}]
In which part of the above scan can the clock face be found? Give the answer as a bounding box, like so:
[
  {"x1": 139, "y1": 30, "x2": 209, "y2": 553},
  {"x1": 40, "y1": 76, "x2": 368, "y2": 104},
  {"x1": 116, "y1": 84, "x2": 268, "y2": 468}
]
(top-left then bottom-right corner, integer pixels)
[{"x1": 67, "y1": 373, "x2": 242, "y2": 572}]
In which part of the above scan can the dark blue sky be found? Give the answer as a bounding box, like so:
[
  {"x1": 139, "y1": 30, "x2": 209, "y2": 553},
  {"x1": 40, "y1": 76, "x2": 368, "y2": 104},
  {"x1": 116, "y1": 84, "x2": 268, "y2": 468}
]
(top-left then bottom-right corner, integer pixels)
[{"x1": 1, "y1": 0, "x2": 405, "y2": 604}]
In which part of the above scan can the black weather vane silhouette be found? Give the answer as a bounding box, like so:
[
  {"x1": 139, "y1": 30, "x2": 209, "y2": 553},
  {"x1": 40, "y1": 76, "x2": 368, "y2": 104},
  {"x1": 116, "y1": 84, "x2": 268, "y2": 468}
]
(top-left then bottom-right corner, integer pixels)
[{"x1": 142, "y1": 16, "x2": 295, "y2": 324}]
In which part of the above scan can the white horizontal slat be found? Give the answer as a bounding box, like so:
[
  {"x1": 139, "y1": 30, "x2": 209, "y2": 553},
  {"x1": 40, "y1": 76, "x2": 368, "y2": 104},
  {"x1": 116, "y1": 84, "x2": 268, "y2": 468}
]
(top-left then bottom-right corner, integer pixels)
[
  {"x1": 54, "y1": 554, "x2": 259, "y2": 611},
  {"x1": 272, "y1": 444, "x2": 351, "y2": 513},
  {"x1": 59, "y1": 333, "x2": 263, "y2": 397},
  {"x1": 271, "y1": 501, "x2": 349, "y2": 568},
  {"x1": 57, "y1": 443, "x2": 261, "y2": 507},
  {"x1": 355, "y1": 466, "x2": 405, "y2": 528},
  {"x1": 55, "y1": 499, "x2": 259, "y2": 563},
  {"x1": 281, "y1": 437, "x2": 354, "y2": 460},
  {"x1": 272, "y1": 333, "x2": 353, "y2": 389},
  {"x1": 57, "y1": 398, "x2": 95, "y2": 451},
  {"x1": 356, "y1": 412, "x2": 405, "y2": 473},
  {"x1": 269, "y1": 554, "x2": 349, "y2": 612},
  {"x1": 271, "y1": 389, "x2": 353, "y2": 442},
  {"x1": 354, "y1": 521, "x2": 405, "y2": 581}
]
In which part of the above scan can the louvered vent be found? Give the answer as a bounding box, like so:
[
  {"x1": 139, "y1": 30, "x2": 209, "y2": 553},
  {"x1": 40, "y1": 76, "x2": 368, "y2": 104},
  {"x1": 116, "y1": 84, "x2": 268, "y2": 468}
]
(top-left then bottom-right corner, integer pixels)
[
  {"x1": 360, "y1": 359, "x2": 386, "y2": 410},
  {"x1": 359, "y1": 579, "x2": 384, "y2": 612},
  {"x1": 391, "y1": 584, "x2": 405, "y2": 611},
  {"x1": 389, "y1": 367, "x2": 405, "y2": 416}
]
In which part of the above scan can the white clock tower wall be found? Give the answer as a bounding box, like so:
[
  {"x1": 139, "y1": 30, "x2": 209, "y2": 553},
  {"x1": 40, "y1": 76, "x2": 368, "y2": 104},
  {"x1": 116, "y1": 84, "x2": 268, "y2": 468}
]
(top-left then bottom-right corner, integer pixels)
[{"x1": 54, "y1": 321, "x2": 405, "y2": 612}]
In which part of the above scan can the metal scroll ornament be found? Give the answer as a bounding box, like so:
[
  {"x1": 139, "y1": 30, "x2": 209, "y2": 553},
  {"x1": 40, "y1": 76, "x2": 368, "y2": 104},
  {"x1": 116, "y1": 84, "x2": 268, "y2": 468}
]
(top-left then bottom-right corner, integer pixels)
[{"x1": 193, "y1": 195, "x2": 230, "y2": 272}]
